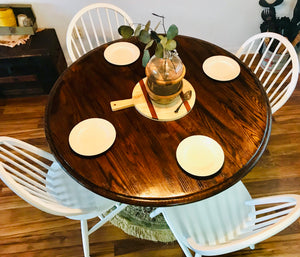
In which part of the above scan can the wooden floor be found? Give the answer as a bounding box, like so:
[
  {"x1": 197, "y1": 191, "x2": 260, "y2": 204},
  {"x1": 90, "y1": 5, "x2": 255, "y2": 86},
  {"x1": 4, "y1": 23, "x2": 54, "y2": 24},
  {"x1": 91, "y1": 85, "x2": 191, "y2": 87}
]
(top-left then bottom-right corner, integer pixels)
[{"x1": 0, "y1": 77, "x2": 300, "y2": 257}]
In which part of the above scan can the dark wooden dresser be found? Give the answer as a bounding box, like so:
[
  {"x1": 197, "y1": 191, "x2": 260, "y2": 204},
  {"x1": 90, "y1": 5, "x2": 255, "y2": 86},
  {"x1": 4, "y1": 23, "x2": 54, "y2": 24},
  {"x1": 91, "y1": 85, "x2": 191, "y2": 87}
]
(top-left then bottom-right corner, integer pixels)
[{"x1": 0, "y1": 28, "x2": 67, "y2": 98}]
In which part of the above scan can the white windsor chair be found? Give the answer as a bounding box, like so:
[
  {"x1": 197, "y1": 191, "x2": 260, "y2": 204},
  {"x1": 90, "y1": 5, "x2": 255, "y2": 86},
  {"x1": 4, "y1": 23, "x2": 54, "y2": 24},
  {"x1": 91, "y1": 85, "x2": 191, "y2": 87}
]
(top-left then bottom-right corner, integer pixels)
[
  {"x1": 66, "y1": 3, "x2": 134, "y2": 62},
  {"x1": 0, "y1": 136, "x2": 127, "y2": 257},
  {"x1": 236, "y1": 32, "x2": 299, "y2": 114},
  {"x1": 150, "y1": 181, "x2": 300, "y2": 257}
]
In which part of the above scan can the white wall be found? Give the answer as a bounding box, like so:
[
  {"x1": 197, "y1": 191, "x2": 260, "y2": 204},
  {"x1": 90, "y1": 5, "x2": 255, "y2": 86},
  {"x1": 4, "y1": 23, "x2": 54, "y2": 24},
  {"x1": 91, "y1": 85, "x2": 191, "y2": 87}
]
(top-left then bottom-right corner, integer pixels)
[{"x1": 5, "y1": 0, "x2": 298, "y2": 65}]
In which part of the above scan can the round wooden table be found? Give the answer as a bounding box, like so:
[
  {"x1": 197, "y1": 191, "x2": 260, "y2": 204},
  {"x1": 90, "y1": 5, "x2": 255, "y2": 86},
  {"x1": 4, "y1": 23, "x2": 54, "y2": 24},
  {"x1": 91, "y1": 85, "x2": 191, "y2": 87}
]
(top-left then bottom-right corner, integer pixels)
[{"x1": 45, "y1": 35, "x2": 272, "y2": 207}]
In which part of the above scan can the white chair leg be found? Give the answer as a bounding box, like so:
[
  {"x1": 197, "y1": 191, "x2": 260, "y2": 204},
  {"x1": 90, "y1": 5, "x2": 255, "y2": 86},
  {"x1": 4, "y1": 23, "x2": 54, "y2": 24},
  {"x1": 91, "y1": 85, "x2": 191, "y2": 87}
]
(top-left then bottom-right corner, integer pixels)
[
  {"x1": 250, "y1": 244, "x2": 255, "y2": 250},
  {"x1": 80, "y1": 219, "x2": 90, "y2": 257},
  {"x1": 150, "y1": 208, "x2": 193, "y2": 257},
  {"x1": 176, "y1": 238, "x2": 194, "y2": 257},
  {"x1": 149, "y1": 207, "x2": 163, "y2": 218},
  {"x1": 195, "y1": 253, "x2": 202, "y2": 257},
  {"x1": 167, "y1": 223, "x2": 193, "y2": 257},
  {"x1": 89, "y1": 203, "x2": 127, "y2": 234}
]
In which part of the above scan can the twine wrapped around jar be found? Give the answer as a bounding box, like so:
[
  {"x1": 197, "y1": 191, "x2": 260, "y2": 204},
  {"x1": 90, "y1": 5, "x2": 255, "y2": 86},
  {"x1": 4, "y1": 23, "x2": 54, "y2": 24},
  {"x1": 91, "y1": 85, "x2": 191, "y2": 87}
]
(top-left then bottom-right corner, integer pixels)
[{"x1": 0, "y1": 8, "x2": 17, "y2": 27}]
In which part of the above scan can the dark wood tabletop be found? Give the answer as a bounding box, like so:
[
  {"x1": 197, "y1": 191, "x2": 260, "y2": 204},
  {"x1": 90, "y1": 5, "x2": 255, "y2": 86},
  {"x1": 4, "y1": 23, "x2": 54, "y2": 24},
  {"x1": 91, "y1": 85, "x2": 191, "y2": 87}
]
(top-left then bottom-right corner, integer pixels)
[{"x1": 45, "y1": 35, "x2": 272, "y2": 207}]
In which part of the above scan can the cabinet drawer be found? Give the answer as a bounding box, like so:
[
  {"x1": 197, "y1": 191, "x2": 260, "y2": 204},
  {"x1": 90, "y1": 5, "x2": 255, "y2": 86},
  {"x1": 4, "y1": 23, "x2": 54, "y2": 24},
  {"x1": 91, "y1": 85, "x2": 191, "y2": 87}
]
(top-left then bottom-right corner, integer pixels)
[
  {"x1": 0, "y1": 74, "x2": 37, "y2": 84},
  {"x1": 0, "y1": 80, "x2": 44, "y2": 97},
  {"x1": 0, "y1": 28, "x2": 67, "y2": 98},
  {"x1": 1, "y1": 58, "x2": 39, "y2": 77}
]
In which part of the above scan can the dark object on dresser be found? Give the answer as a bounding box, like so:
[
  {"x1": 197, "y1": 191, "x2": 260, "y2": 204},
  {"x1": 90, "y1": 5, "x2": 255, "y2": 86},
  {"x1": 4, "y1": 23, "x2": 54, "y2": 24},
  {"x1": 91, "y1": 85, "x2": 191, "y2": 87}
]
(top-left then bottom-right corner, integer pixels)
[
  {"x1": 259, "y1": 0, "x2": 284, "y2": 7},
  {"x1": 0, "y1": 28, "x2": 67, "y2": 98}
]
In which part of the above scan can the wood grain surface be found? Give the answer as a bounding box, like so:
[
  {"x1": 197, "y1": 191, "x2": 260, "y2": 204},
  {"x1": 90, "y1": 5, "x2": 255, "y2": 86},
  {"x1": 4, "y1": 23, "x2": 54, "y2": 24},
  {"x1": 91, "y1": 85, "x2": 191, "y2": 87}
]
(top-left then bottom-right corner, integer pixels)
[
  {"x1": 45, "y1": 36, "x2": 271, "y2": 206},
  {"x1": 0, "y1": 76, "x2": 299, "y2": 256}
]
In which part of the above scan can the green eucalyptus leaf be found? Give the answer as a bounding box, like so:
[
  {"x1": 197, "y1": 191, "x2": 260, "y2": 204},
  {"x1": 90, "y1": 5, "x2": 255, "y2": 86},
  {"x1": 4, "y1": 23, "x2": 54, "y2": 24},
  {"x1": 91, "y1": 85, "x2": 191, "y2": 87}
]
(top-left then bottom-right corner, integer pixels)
[
  {"x1": 139, "y1": 30, "x2": 151, "y2": 44},
  {"x1": 160, "y1": 37, "x2": 167, "y2": 48},
  {"x1": 165, "y1": 39, "x2": 177, "y2": 51},
  {"x1": 118, "y1": 25, "x2": 134, "y2": 38},
  {"x1": 145, "y1": 20, "x2": 151, "y2": 32},
  {"x1": 155, "y1": 43, "x2": 164, "y2": 58},
  {"x1": 145, "y1": 40, "x2": 154, "y2": 50},
  {"x1": 150, "y1": 31, "x2": 161, "y2": 43},
  {"x1": 134, "y1": 24, "x2": 142, "y2": 36},
  {"x1": 166, "y1": 24, "x2": 178, "y2": 40},
  {"x1": 142, "y1": 49, "x2": 150, "y2": 67}
]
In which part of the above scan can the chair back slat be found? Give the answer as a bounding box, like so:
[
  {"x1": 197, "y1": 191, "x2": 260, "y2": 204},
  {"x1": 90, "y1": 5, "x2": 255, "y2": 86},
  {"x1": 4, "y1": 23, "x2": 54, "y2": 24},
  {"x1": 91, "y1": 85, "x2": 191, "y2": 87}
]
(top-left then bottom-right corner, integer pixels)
[
  {"x1": 255, "y1": 208, "x2": 292, "y2": 224},
  {"x1": 114, "y1": 10, "x2": 122, "y2": 31},
  {"x1": 81, "y1": 15, "x2": 93, "y2": 51},
  {"x1": 2, "y1": 162, "x2": 46, "y2": 193},
  {"x1": 0, "y1": 151, "x2": 46, "y2": 184},
  {"x1": 9, "y1": 171, "x2": 54, "y2": 202},
  {"x1": 236, "y1": 32, "x2": 299, "y2": 114},
  {"x1": 268, "y1": 69, "x2": 291, "y2": 100},
  {"x1": 254, "y1": 202, "x2": 296, "y2": 215},
  {"x1": 70, "y1": 36, "x2": 81, "y2": 58},
  {"x1": 1, "y1": 143, "x2": 49, "y2": 176},
  {"x1": 0, "y1": 141, "x2": 58, "y2": 203},
  {"x1": 258, "y1": 40, "x2": 281, "y2": 81},
  {"x1": 105, "y1": 8, "x2": 114, "y2": 41},
  {"x1": 74, "y1": 24, "x2": 85, "y2": 54},
  {"x1": 249, "y1": 201, "x2": 295, "y2": 230},
  {"x1": 96, "y1": 8, "x2": 107, "y2": 43},
  {"x1": 0, "y1": 137, "x2": 86, "y2": 216},
  {"x1": 3, "y1": 141, "x2": 51, "y2": 171},
  {"x1": 247, "y1": 40, "x2": 261, "y2": 68},
  {"x1": 252, "y1": 216, "x2": 284, "y2": 230},
  {"x1": 263, "y1": 53, "x2": 290, "y2": 91},
  {"x1": 254, "y1": 37, "x2": 274, "y2": 75},
  {"x1": 79, "y1": 17, "x2": 89, "y2": 54},
  {"x1": 263, "y1": 49, "x2": 289, "y2": 88},
  {"x1": 88, "y1": 11, "x2": 100, "y2": 47},
  {"x1": 66, "y1": 3, "x2": 133, "y2": 62}
]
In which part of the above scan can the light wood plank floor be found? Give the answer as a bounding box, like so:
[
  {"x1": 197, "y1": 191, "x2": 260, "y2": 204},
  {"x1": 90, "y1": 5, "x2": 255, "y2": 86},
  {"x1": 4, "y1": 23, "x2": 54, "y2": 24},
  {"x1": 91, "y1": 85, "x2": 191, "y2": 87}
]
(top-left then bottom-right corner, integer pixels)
[{"x1": 0, "y1": 77, "x2": 299, "y2": 257}]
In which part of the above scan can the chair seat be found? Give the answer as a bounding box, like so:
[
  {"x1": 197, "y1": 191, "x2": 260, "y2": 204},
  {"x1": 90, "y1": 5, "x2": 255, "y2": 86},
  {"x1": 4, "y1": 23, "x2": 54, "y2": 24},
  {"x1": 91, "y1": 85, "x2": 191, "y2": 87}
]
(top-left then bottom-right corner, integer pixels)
[
  {"x1": 0, "y1": 136, "x2": 127, "y2": 257},
  {"x1": 46, "y1": 162, "x2": 117, "y2": 219},
  {"x1": 151, "y1": 181, "x2": 300, "y2": 256},
  {"x1": 160, "y1": 182, "x2": 255, "y2": 247}
]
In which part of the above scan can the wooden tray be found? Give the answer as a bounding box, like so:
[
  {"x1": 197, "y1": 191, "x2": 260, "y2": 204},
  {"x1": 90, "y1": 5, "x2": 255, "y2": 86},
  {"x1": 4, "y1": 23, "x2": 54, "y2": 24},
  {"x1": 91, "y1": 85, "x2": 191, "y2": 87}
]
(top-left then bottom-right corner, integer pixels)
[{"x1": 0, "y1": 4, "x2": 37, "y2": 35}]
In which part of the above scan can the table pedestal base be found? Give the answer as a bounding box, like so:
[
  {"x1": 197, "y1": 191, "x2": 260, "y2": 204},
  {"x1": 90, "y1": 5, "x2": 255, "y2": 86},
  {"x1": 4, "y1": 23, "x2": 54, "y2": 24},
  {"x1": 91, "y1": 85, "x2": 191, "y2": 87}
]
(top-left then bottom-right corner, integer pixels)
[{"x1": 110, "y1": 206, "x2": 176, "y2": 242}]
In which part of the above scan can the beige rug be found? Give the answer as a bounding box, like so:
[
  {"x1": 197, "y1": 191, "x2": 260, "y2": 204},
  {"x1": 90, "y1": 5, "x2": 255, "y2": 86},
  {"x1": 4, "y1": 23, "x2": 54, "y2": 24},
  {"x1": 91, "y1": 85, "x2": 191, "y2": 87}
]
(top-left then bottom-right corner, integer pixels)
[{"x1": 110, "y1": 206, "x2": 176, "y2": 242}]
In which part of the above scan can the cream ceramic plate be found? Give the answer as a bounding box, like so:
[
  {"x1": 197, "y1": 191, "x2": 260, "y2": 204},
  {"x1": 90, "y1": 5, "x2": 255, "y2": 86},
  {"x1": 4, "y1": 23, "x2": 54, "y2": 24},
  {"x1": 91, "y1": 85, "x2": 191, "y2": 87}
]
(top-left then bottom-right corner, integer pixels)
[
  {"x1": 176, "y1": 135, "x2": 224, "y2": 177},
  {"x1": 104, "y1": 42, "x2": 140, "y2": 65},
  {"x1": 203, "y1": 55, "x2": 240, "y2": 81},
  {"x1": 69, "y1": 118, "x2": 116, "y2": 156}
]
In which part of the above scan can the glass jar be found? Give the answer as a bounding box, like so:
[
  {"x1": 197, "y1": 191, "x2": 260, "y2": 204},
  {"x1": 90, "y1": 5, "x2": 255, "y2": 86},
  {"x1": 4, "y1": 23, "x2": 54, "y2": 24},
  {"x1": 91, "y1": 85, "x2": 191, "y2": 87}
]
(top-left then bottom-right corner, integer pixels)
[{"x1": 145, "y1": 51, "x2": 186, "y2": 105}]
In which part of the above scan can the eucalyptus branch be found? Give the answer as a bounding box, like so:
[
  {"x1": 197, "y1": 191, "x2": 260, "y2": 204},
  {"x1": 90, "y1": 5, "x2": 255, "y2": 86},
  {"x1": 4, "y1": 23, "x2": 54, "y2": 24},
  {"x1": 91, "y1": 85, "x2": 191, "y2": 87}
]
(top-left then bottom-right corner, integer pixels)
[
  {"x1": 152, "y1": 13, "x2": 166, "y2": 34},
  {"x1": 118, "y1": 15, "x2": 178, "y2": 67}
]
